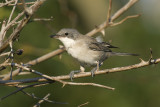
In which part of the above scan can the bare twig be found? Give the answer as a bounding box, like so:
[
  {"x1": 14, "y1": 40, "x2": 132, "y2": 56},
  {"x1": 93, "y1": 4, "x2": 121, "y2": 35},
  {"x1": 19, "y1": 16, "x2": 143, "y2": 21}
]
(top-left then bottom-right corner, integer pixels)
[
  {"x1": 0, "y1": 0, "x2": 46, "y2": 53},
  {"x1": 106, "y1": 0, "x2": 112, "y2": 25},
  {"x1": 86, "y1": 0, "x2": 139, "y2": 36},
  {"x1": 0, "y1": 81, "x2": 53, "y2": 101},
  {"x1": 33, "y1": 17, "x2": 54, "y2": 22},
  {"x1": 0, "y1": 0, "x2": 15, "y2": 7},
  {"x1": 7, "y1": 0, "x2": 18, "y2": 24},
  {"x1": 9, "y1": 42, "x2": 14, "y2": 80},
  {"x1": 0, "y1": 72, "x2": 31, "y2": 78},
  {"x1": 110, "y1": 14, "x2": 141, "y2": 26},
  {"x1": 61, "y1": 81, "x2": 115, "y2": 90},
  {"x1": 110, "y1": 0, "x2": 138, "y2": 22},
  {"x1": 20, "y1": 0, "x2": 33, "y2": 15},
  {"x1": 33, "y1": 94, "x2": 50, "y2": 107},
  {"x1": 9, "y1": 2, "x2": 35, "y2": 6},
  {"x1": 0, "y1": 52, "x2": 10, "y2": 57},
  {"x1": 20, "y1": 91, "x2": 58, "y2": 104},
  {"x1": 0, "y1": 20, "x2": 7, "y2": 47},
  {"x1": 101, "y1": 0, "x2": 112, "y2": 36},
  {"x1": 78, "y1": 102, "x2": 90, "y2": 107},
  {"x1": 21, "y1": 92, "x2": 67, "y2": 105},
  {"x1": 2, "y1": 47, "x2": 65, "y2": 80}
]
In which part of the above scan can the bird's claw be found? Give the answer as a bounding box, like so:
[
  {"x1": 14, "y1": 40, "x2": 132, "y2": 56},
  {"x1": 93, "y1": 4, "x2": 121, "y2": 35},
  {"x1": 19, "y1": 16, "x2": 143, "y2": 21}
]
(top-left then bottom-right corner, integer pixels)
[{"x1": 69, "y1": 70, "x2": 81, "y2": 81}]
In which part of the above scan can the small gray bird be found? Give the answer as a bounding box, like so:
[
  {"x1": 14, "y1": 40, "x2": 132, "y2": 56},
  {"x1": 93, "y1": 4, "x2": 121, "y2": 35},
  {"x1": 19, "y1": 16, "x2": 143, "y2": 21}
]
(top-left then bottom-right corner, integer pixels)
[{"x1": 50, "y1": 28, "x2": 138, "y2": 80}]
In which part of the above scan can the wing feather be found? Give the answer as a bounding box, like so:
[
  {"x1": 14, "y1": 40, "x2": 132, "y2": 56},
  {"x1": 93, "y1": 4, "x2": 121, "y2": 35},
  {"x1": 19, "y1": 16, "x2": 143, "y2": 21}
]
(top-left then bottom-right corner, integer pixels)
[{"x1": 89, "y1": 42, "x2": 117, "y2": 52}]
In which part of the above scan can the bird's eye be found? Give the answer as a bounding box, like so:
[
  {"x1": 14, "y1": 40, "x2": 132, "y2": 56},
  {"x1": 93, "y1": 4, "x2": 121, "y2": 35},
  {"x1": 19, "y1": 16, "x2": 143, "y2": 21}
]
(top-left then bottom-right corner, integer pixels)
[{"x1": 65, "y1": 32, "x2": 69, "y2": 35}]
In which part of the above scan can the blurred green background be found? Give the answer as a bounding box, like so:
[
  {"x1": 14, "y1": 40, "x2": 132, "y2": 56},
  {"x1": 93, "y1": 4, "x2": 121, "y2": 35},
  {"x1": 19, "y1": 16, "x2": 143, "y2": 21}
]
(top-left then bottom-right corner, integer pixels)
[{"x1": 0, "y1": 0, "x2": 160, "y2": 107}]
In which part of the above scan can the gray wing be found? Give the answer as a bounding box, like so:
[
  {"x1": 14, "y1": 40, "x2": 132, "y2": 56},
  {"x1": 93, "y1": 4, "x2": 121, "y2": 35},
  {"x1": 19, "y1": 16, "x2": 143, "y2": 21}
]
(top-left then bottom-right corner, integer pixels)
[{"x1": 89, "y1": 42, "x2": 118, "y2": 52}]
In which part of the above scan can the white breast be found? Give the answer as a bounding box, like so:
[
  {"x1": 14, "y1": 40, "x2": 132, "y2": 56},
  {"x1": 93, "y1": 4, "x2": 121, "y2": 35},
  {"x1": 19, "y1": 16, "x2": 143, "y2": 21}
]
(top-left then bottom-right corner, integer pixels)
[
  {"x1": 59, "y1": 37, "x2": 102, "y2": 65},
  {"x1": 58, "y1": 37, "x2": 75, "y2": 49}
]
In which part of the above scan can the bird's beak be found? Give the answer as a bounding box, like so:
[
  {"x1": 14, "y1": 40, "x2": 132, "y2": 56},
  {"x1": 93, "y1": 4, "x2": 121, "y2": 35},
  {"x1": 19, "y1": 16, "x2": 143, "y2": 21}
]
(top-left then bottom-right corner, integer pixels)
[{"x1": 50, "y1": 34, "x2": 60, "y2": 38}]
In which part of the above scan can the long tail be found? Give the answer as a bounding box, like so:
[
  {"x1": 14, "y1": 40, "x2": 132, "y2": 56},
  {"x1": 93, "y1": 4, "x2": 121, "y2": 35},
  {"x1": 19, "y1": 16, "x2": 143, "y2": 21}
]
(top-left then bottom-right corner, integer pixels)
[{"x1": 109, "y1": 52, "x2": 139, "y2": 56}]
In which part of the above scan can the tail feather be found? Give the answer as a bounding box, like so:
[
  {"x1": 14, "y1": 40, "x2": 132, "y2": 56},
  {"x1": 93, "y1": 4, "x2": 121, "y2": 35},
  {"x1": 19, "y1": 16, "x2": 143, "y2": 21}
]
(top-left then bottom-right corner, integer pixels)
[{"x1": 110, "y1": 52, "x2": 139, "y2": 56}]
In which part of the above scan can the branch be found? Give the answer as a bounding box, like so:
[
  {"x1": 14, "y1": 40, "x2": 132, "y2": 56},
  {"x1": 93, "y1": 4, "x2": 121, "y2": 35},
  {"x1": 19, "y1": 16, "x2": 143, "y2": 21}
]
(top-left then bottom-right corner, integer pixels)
[
  {"x1": 0, "y1": 82, "x2": 54, "y2": 101},
  {"x1": 1, "y1": 62, "x2": 114, "y2": 90},
  {"x1": 0, "y1": 52, "x2": 10, "y2": 57},
  {"x1": 32, "y1": 93, "x2": 68, "y2": 106},
  {"x1": 78, "y1": 102, "x2": 90, "y2": 107},
  {"x1": 0, "y1": 0, "x2": 46, "y2": 53},
  {"x1": 7, "y1": 0, "x2": 18, "y2": 24},
  {"x1": 61, "y1": 81, "x2": 115, "y2": 90},
  {"x1": 32, "y1": 17, "x2": 54, "y2": 22},
  {"x1": 1, "y1": 57, "x2": 159, "y2": 85},
  {"x1": 33, "y1": 94, "x2": 50, "y2": 107},
  {"x1": 106, "y1": 0, "x2": 112, "y2": 25},
  {"x1": 2, "y1": 47, "x2": 65, "y2": 80},
  {"x1": 86, "y1": 0, "x2": 139, "y2": 36},
  {"x1": 0, "y1": 0, "x2": 15, "y2": 7},
  {"x1": 110, "y1": 14, "x2": 140, "y2": 26}
]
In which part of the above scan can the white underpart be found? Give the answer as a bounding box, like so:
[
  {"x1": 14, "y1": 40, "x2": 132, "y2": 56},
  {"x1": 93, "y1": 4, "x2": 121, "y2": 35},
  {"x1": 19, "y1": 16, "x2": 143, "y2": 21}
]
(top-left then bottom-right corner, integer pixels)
[
  {"x1": 58, "y1": 37, "x2": 100, "y2": 65},
  {"x1": 58, "y1": 37, "x2": 75, "y2": 48}
]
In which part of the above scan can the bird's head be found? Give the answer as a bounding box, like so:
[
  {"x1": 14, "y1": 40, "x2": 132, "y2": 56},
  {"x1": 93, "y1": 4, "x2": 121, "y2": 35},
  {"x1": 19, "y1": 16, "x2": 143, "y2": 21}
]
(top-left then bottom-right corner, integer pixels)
[
  {"x1": 50, "y1": 28, "x2": 80, "y2": 40},
  {"x1": 50, "y1": 28, "x2": 81, "y2": 48}
]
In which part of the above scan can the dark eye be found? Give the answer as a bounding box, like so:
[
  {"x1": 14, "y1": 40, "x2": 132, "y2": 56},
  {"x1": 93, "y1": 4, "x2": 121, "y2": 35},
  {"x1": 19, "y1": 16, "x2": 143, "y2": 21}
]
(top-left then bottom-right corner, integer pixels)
[{"x1": 65, "y1": 32, "x2": 68, "y2": 35}]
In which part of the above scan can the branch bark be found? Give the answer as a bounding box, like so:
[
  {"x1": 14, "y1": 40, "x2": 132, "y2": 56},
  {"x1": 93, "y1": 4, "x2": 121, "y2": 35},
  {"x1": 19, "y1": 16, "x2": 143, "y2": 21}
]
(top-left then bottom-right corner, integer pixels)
[
  {"x1": 1, "y1": 57, "x2": 159, "y2": 85},
  {"x1": 2, "y1": 47, "x2": 65, "y2": 80},
  {"x1": 0, "y1": 0, "x2": 46, "y2": 53}
]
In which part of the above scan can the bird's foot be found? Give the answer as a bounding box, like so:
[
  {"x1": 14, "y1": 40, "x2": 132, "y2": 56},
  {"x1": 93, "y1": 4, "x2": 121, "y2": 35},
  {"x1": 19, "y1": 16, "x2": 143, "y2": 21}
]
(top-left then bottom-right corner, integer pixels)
[
  {"x1": 90, "y1": 61, "x2": 103, "y2": 77},
  {"x1": 90, "y1": 67, "x2": 97, "y2": 77},
  {"x1": 69, "y1": 70, "x2": 81, "y2": 81}
]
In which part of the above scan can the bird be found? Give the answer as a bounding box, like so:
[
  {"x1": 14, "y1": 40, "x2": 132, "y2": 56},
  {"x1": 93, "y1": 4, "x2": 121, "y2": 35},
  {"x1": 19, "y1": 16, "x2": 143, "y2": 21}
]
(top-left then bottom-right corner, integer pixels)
[{"x1": 50, "y1": 28, "x2": 138, "y2": 80}]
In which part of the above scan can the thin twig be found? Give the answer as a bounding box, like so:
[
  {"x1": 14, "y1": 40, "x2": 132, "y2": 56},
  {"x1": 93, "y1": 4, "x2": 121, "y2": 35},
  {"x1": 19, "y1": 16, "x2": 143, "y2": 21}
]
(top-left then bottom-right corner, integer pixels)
[
  {"x1": 33, "y1": 17, "x2": 54, "y2": 22},
  {"x1": 110, "y1": 14, "x2": 141, "y2": 26},
  {"x1": 106, "y1": 0, "x2": 112, "y2": 25},
  {"x1": 86, "y1": 0, "x2": 139, "y2": 36},
  {"x1": 100, "y1": 0, "x2": 112, "y2": 36},
  {"x1": 0, "y1": 20, "x2": 6, "y2": 47},
  {"x1": 0, "y1": 0, "x2": 15, "y2": 7},
  {"x1": 9, "y1": 42, "x2": 14, "y2": 80},
  {"x1": 0, "y1": 72, "x2": 31, "y2": 78},
  {"x1": 20, "y1": 91, "x2": 57, "y2": 104},
  {"x1": 0, "y1": 52, "x2": 10, "y2": 57},
  {"x1": 7, "y1": 0, "x2": 18, "y2": 24},
  {"x1": 61, "y1": 81, "x2": 115, "y2": 90},
  {"x1": 0, "y1": 0, "x2": 46, "y2": 53},
  {"x1": 33, "y1": 94, "x2": 50, "y2": 107},
  {"x1": 1, "y1": 0, "x2": 18, "y2": 40},
  {"x1": 78, "y1": 102, "x2": 90, "y2": 107},
  {"x1": 0, "y1": 81, "x2": 53, "y2": 101},
  {"x1": 2, "y1": 47, "x2": 65, "y2": 80}
]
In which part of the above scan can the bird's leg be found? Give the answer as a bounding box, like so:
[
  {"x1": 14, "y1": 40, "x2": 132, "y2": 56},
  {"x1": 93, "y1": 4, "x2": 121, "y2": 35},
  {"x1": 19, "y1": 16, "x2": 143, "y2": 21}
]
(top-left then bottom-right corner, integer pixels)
[
  {"x1": 69, "y1": 65, "x2": 85, "y2": 81},
  {"x1": 90, "y1": 67, "x2": 97, "y2": 77},
  {"x1": 97, "y1": 61, "x2": 100, "y2": 71},
  {"x1": 91, "y1": 61, "x2": 103, "y2": 77}
]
